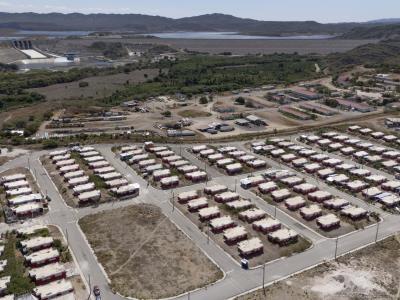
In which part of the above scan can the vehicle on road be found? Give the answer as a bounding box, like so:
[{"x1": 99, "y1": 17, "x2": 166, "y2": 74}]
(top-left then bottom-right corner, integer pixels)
[{"x1": 93, "y1": 285, "x2": 101, "y2": 299}]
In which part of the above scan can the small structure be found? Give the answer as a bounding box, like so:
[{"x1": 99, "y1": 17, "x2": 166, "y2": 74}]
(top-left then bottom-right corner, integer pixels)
[
  {"x1": 238, "y1": 208, "x2": 266, "y2": 223},
  {"x1": 187, "y1": 197, "x2": 209, "y2": 212},
  {"x1": 225, "y1": 163, "x2": 243, "y2": 175},
  {"x1": 268, "y1": 229, "x2": 298, "y2": 246},
  {"x1": 210, "y1": 216, "x2": 235, "y2": 233},
  {"x1": 346, "y1": 180, "x2": 369, "y2": 192},
  {"x1": 308, "y1": 191, "x2": 332, "y2": 202},
  {"x1": 258, "y1": 182, "x2": 277, "y2": 194},
  {"x1": 280, "y1": 176, "x2": 304, "y2": 187},
  {"x1": 238, "y1": 238, "x2": 264, "y2": 257},
  {"x1": 323, "y1": 198, "x2": 349, "y2": 210},
  {"x1": 300, "y1": 205, "x2": 322, "y2": 220},
  {"x1": 160, "y1": 176, "x2": 179, "y2": 189},
  {"x1": 177, "y1": 190, "x2": 198, "y2": 204},
  {"x1": 293, "y1": 183, "x2": 317, "y2": 194},
  {"x1": 215, "y1": 191, "x2": 240, "y2": 203},
  {"x1": 285, "y1": 196, "x2": 306, "y2": 211},
  {"x1": 21, "y1": 237, "x2": 53, "y2": 253},
  {"x1": 252, "y1": 218, "x2": 281, "y2": 233},
  {"x1": 111, "y1": 183, "x2": 140, "y2": 198},
  {"x1": 204, "y1": 184, "x2": 228, "y2": 195},
  {"x1": 240, "y1": 175, "x2": 266, "y2": 189},
  {"x1": 78, "y1": 190, "x2": 101, "y2": 204},
  {"x1": 33, "y1": 279, "x2": 74, "y2": 300},
  {"x1": 316, "y1": 214, "x2": 340, "y2": 230},
  {"x1": 29, "y1": 263, "x2": 66, "y2": 286},
  {"x1": 223, "y1": 226, "x2": 247, "y2": 244},
  {"x1": 198, "y1": 206, "x2": 220, "y2": 221},
  {"x1": 271, "y1": 189, "x2": 291, "y2": 202},
  {"x1": 341, "y1": 206, "x2": 367, "y2": 220},
  {"x1": 72, "y1": 183, "x2": 95, "y2": 195},
  {"x1": 25, "y1": 248, "x2": 60, "y2": 268}
]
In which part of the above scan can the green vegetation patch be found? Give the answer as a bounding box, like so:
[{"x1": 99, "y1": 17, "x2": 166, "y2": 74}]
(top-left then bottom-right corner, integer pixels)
[{"x1": 1, "y1": 234, "x2": 34, "y2": 295}]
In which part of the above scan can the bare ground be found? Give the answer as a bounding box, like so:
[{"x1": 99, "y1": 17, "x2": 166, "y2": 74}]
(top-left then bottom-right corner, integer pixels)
[
  {"x1": 237, "y1": 235, "x2": 400, "y2": 300},
  {"x1": 79, "y1": 204, "x2": 223, "y2": 299},
  {"x1": 28, "y1": 69, "x2": 159, "y2": 101}
]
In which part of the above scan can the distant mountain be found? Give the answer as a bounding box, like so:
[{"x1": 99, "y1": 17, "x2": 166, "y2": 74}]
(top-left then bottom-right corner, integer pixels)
[
  {"x1": 367, "y1": 18, "x2": 400, "y2": 24},
  {"x1": 340, "y1": 24, "x2": 400, "y2": 40},
  {"x1": 0, "y1": 12, "x2": 377, "y2": 36}
]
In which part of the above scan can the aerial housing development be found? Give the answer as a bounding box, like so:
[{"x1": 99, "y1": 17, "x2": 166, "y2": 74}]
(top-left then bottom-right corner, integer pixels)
[{"x1": 0, "y1": 2, "x2": 400, "y2": 300}]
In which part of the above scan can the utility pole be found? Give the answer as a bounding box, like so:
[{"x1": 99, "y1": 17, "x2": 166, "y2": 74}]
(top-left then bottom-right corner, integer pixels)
[
  {"x1": 207, "y1": 222, "x2": 210, "y2": 244},
  {"x1": 87, "y1": 274, "x2": 92, "y2": 300},
  {"x1": 262, "y1": 263, "x2": 266, "y2": 295},
  {"x1": 172, "y1": 191, "x2": 175, "y2": 212},
  {"x1": 334, "y1": 237, "x2": 339, "y2": 260},
  {"x1": 65, "y1": 228, "x2": 69, "y2": 248},
  {"x1": 375, "y1": 222, "x2": 380, "y2": 243},
  {"x1": 234, "y1": 178, "x2": 237, "y2": 192}
]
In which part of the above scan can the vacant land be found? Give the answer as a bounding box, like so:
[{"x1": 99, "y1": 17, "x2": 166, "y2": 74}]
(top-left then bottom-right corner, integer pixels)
[
  {"x1": 237, "y1": 235, "x2": 400, "y2": 300},
  {"x1": 178, "y1": 109, "x2": 212, "y2": 118},
  {"x1": 79, "y1": 204, "x2": 223, "y2": 299},
  {"x1": 29, "y1": 69, "x2": 159, "y2": 101}
]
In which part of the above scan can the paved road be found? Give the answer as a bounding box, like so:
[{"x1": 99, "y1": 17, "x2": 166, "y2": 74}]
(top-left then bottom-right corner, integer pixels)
[{"x1": 1, "y1": 143, "x2": 400, "y2": 300}]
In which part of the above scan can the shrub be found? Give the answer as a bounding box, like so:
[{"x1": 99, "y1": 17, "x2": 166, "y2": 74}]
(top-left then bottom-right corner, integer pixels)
[{"x1": 79, "y1": 81, "x2": 89, "y2": 88}]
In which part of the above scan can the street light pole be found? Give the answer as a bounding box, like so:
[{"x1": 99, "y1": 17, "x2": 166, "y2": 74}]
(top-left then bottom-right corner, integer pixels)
[
  {"x1": 87, "y1": 274, "x2": 92, "y2": 300},
  {"x1": 334, "y1": 237, "x2": 339, "y2": 260},
  {"x1": 262, "y1": 263, "x2": 266, "y2": 295},
  {"x1": 375, "y1": 221, "x2": 380, "y2": 243}
]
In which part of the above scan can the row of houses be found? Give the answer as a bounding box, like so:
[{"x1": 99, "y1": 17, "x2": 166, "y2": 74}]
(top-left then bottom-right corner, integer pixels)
[
  {"x1": 50, "y1": 148, "x2": 101, "y2": 206},
  {"x1": 16, "y1": 225, "x2": 74, "y2": 300},
  {"x1": 299, "y1": 132, "x2": 400, "y2": 176},
  {"x1": 178, "y1": 184, "x2": 299, "y2": 259},
  {"x1": 120, "y1": 143, "x2": 207, "y2": 189},
  {"x1": 260, "y1": 169, "x2": 369, "y2": 230},
  {"x1": 51, "y1": 147, "x2": 139, "y2": 205},
  {"x1": 192, "y1": 145, "x2": 267, "y2": 175},
  {"x1": 0, "y1": 172, "x2": 44, "y2": 222},
  {"x1": 348, "y1": 125, "x2": 400, "y2": 146},
  {"x1": 77, "y1": 147, "x2": 140, "y2": 200},
  {"x1": 266, "y1": 137, "x2": 400, "y2": 208}
]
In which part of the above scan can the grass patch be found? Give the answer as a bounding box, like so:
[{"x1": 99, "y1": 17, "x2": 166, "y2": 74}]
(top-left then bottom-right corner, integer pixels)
[
  {"x1": 178, "y1": 110, "x2": 212, "y2": 118},
  {"x1": 1, "y1": 234, "x2": 34, "y2": 295}
]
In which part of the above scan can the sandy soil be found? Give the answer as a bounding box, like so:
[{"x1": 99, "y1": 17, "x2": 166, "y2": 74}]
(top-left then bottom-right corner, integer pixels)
[
  {"x1": 237, "y1": 235, "x2": 400, "y2": 300},
  {"x1": 79, "y1": 204, "x2": 223, "y2": 299}
]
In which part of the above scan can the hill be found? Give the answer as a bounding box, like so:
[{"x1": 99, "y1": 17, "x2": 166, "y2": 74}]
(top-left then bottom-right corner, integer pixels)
[
  {"x1": 340, "y1": 24, "x2": 400, "y2": 39},
  {"x1": 0, "y1": 12, "x2": 372, "y2": 36},
  {"x1": 326, "y1": 39, "x2": 400, "y2": 71}
]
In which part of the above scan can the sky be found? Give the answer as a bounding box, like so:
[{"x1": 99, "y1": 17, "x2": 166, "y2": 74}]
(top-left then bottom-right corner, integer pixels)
[{"x1": 0, "y1": 0, "x2": 399, "y2": 23}]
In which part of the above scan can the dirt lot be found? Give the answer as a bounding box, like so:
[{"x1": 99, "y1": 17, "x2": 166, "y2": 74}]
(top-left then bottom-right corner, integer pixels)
[
  {"x1": 79, "y1": 204, "x2": 223, "y2": 299},
  {"x1": 237, "y1": 235, "x2": 400, "y2": 300},
  {"x1": 29, "y1": 69, "x2": 159, "y2": 101}
]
